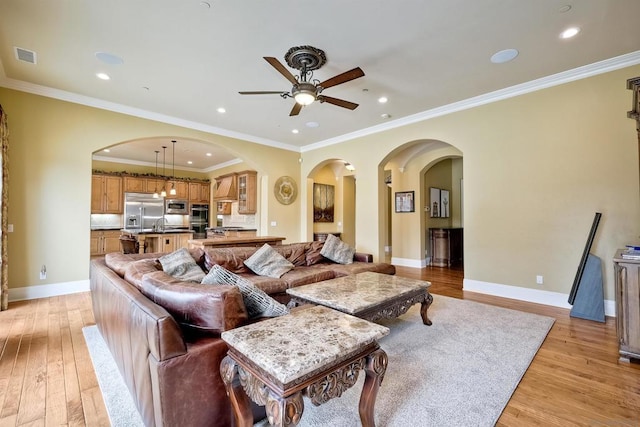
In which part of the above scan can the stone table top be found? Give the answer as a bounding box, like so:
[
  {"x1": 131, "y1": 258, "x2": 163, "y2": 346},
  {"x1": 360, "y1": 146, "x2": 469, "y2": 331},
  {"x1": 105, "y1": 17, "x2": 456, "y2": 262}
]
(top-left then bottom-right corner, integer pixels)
[
  {"x1": 286, "y1": 271, "x2": 432, "y2": 314},
  {"x1": 221, "y1": 305, "x2": 389, "y2": 385}
]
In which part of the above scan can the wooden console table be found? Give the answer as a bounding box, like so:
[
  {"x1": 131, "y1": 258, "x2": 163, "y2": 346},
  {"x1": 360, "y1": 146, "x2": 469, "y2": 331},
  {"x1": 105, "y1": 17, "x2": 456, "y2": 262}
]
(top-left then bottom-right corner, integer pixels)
[
  {"x1": 613, "y1": 250, "x2": 640, "y2": 362},
  {"x1": 220, "y1": 305, "x2": 389, "y2": 427}
]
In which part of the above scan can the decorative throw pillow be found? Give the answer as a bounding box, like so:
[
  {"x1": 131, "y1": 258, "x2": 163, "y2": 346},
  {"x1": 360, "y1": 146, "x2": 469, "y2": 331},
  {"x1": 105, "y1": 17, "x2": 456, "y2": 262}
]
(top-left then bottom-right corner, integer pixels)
[
  {"x1": 159, "y1": 248, "x2": 206, "y2": 283},
  {"x1": 320, "y1": 234, "x2": 355, "y2": 265},
  {"x1": 243, "y1": 244, "x2": 295, "y2": 278},
  {"x1": 202, "y1": 264, "x2": 289, "y2": 319}
]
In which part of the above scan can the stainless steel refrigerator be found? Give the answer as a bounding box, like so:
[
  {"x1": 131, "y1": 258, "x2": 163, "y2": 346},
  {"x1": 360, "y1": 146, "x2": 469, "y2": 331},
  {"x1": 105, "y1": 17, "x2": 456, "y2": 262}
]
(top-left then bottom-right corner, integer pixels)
[{"x1": 124, "y1": 192, "x2": 165, "y2": 232}]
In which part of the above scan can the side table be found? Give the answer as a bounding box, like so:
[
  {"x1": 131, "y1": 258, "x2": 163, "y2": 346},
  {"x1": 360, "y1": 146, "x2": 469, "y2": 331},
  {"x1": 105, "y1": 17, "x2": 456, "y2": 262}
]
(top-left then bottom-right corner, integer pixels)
[{"x1": 220, "y1": 305, "x2": 389, "y2": 427}]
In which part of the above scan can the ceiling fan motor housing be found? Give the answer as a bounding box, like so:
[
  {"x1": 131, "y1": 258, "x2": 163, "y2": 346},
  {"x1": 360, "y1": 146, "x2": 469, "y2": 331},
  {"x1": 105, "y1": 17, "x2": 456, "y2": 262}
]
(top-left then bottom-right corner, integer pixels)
[{"x1": 285, "y1": 45, "x2": 327, "y2": 71}]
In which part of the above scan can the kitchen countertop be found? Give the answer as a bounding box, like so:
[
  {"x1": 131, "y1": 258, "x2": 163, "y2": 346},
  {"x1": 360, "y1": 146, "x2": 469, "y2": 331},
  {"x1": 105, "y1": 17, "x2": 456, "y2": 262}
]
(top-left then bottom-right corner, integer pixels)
[
  {"x1": 123, "y1": 229, "x2": 193, "y2": 235},
  {"x1": 188, "y1": 236, "x2": 285, "y2": 249}
]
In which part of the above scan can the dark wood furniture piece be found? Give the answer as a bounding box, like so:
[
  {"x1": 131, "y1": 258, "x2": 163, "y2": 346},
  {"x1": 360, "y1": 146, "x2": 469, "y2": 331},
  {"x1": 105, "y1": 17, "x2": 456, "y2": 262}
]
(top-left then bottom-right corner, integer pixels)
[
  {"x1": 429, "y1": 227, "x2": 463, "y2": 267},
  {"x1": 313, "y1": 232, "x2": 341, "y2": 242},
  {"x1": 187, "y1": 236, "x2": 285, "y2": 249},
  {"x1": 287, "y1": 271, "x2": 433, "y2": 326},
  {"x1": 613, "y1": 250, "x2": 640, "y2": 362},
  {"x1": 220, "y1": 305, "x2": 389, "y2": 427}
]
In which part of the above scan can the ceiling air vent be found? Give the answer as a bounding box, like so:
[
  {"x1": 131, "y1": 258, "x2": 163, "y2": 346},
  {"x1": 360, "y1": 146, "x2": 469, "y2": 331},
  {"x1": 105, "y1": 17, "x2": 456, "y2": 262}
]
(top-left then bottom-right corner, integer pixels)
[{"x1": 14, "y1": 47, "x2": 37, "y2": 64}]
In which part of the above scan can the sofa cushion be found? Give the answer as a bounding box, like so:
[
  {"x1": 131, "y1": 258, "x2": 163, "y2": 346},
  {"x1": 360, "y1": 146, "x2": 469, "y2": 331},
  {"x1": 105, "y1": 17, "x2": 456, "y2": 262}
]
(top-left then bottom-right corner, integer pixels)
[
  {"x1": 160, "y1": 248, "x2": 206, "y2": 283},
  {"x1": 123, "y1": 258, "x2": 162, "y2": 290},
  {"x1": 238, "y1": 274, "x2": 289, "y2": 295},
  {"x1": 280, "y1": 267, "x2": 335, "y2": 289},
  {"x1": 204, "y1": 247, "x2": 258, "y2": 274},
  {"x1": 140, "y1": 270, "x2": 248, "y2": 334},
  {"x1": 202, "y1": 265, "x2": 289, "y2": 319},
  {"x1": 327, "y1": 261, "x2": 397, "y2": 277},
  {"x1": 305, "y1": 241, "x2": 328, "y2": 266},
  {"x1": 244, "y1": 244, "x2": 295, "y2": 278},
  {"x1": 272, "y1": 243, "x2": 310, "y2": 267},
  {"x1": 320, "y1": 234, "x2": 355, "y2": 265}
]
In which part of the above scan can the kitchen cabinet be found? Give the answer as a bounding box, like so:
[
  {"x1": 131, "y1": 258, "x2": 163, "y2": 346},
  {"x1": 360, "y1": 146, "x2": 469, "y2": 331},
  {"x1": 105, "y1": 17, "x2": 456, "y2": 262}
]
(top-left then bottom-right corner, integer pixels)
[
  {"x1": 189, "y1": 182, "x2": 210, "y2": 203},
  {"x1": 237, "y1": 170, "x2": 257, "y2": 214},
  {"x1": 217, "y1": 202, "x2": 231, "y2": 215},
  {"x1": 168, "y1": 180, "x2": 189, "y2": 199},
  {"x1": 90, "y1": 230, "x2": 122, "y2": 256},
  {"x1": 313, "y1": 232, "x2": 341, "y2": 242},
  {"x1": 91, "y1": 175, "x2": 123, "y2": 214},
  {"x1": 613, "y1": 250, "x2": 640, "y2": 362},
  {"x1": 138, "y1": 232, "x2": 193, "y2": 253},
  {"x1": 146, "y1": 178, "x2": 165, "y2": 194},
  {"x1": 123, "y1": 176, "x2": 145, "y2": 193}
]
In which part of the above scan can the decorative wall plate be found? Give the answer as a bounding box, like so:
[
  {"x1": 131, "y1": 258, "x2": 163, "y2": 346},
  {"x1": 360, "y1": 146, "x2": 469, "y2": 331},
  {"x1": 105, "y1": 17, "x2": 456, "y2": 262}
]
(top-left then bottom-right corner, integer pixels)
[{"x1": 274, "y1": 176, "x2": 298, "y2": 205}]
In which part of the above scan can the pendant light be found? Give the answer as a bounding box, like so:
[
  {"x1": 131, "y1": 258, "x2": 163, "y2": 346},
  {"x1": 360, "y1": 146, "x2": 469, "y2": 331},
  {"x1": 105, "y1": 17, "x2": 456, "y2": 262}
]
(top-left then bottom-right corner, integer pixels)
[
  {"x1": 169, "y1": 140, "x2": 177, "y2": 196},
  {"x1": 153, "y1": 150, "x2": 160, "y2": 199},
  {"x1": 160, "y1": 146, "x2": 167, "y2": 198}
]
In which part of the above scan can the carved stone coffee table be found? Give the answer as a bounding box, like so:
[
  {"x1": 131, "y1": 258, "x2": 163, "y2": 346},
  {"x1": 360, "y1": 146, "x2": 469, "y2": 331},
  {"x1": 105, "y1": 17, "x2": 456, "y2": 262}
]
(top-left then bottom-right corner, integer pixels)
[
  {"x1": 287, "y1": 271, "x2": 434, "y2": 326},
  {"x1": 220, "y1": 305, "x2": 389, "y2": 427}
]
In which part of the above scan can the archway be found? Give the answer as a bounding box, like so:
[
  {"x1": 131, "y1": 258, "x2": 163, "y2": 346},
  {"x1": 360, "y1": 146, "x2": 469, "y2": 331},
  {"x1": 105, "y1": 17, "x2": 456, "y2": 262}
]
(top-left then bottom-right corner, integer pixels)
[
  {"x1": 380, "y1": 139, "x2": 463, "y2": 267},
  {"x1": 306, "y1": 159, "x2": 357, "y2": 245}
]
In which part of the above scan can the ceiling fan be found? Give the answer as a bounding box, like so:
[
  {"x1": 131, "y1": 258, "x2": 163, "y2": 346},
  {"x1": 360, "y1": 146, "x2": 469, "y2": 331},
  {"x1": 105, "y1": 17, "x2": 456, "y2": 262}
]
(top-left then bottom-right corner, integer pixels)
[{"x1": 239, "y1": 45, "x2": 365, "y2": 116}]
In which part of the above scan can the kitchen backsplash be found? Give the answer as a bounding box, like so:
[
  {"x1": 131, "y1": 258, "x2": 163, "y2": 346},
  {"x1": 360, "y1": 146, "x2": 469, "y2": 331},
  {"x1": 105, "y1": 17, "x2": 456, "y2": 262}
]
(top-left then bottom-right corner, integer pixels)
[{"x1": 90, "y1": 214, "x2": 122, "y2": 229}]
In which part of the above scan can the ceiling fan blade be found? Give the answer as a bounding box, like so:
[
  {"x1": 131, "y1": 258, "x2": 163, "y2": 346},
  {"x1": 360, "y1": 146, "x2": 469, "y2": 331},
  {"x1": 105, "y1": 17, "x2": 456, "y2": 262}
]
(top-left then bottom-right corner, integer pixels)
[
  {"x1": 319, "y1": 67, "x2": 365, "y2": 89},
  {"x1": 317, "y1": 95, "x2": 359, "y2": 110},
  {"x1": 289, "y1": 103, "x2": 303, "y2": 116},
  {"x1": 264, "y1": 57, "x2": 298, "y2": 85},
  {"x1": 239, "y1": 91, "x2": 286, "y2": 95}
]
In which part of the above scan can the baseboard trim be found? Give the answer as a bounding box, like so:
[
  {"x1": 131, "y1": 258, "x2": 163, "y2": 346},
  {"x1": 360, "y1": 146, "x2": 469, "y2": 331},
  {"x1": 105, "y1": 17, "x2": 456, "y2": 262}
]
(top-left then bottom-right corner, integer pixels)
[
  {"x1": 9, "y1": 280, "x2": 90, "y2": 302},
  {"x1": 463, "y1": 279, "x2": 616, "y2": 317},
  {"x1": 391, "y1": 257, "x2": 428, "y2": 268}
]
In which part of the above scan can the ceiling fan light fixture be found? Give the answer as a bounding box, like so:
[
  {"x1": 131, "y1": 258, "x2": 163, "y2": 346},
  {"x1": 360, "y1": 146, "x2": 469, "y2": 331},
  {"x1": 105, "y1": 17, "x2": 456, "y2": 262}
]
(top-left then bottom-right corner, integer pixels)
[{"x1": 293, "y1": 82, "x2": 317, "y2": 106}]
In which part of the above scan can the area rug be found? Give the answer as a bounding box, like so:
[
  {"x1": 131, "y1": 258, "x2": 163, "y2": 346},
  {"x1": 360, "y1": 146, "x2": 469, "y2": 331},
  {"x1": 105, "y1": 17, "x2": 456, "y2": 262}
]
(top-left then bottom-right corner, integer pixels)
[{"x1": 83, "y1": 295, "x2": 554, "y2": 427}]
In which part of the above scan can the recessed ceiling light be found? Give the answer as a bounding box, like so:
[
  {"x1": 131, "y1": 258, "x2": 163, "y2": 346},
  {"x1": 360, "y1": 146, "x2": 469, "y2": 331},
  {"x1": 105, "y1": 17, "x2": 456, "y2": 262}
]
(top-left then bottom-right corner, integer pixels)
[
  {"x1": 292, "y1": 129, "x2": 299, "y2": 134},
  {"x1": 217, "y1": 107, "x2": 226, "y2": 113},
  {"x1": 103, "y1": 148, "x2": 110, "y2": 153},
  {"x1": 142, "y1": 86, "x2": 150, "y2": 91},
  {"x1": 378, "y1": 97, "x2": 388, "y2": 104},
  {"x1": 490, "y1": 49, "x2": 519, "y2": 64},
  {"x1": 200, "y1": 1, "x2": 211, "y2": 8},
  {"x1": 560, "y1": 27, "x2": 580, "y2": 39},
  {"x1": 305, "y1": 121, "x2": 319, "y2": 128},
  {"x1": 558, "y1": 5, "x2": 572, "y2": 13},
  {"x1": 206, "y1": 153, "x2": 212, "y2": 157},
  {"x1": 96, "y1": 72, "x2": 110, "y2": 80},
  {"x1": 95, "y1": 52, "x2": 124, "y2": 65},
  {"x1": 381, "y1": 113, "x2": 391, "y2": 119},
  {"x1": 187, "y1": 161, "x2": 193, "y2": 165}
]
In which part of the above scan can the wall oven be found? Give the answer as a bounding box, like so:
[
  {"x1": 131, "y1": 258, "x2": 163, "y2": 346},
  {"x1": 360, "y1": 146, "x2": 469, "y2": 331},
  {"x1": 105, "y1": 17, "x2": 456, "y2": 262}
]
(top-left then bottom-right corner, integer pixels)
[
  {"x1": 190, "y1": 204, "x2": 209, "y2": 239},
  {"x1": 165, "y1": 199, "x2": 188, "y2": 214}
]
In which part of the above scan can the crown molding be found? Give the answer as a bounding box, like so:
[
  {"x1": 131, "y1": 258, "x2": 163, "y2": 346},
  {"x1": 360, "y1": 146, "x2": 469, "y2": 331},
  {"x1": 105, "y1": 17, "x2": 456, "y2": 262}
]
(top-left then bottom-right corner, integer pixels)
[{"x1": 301, "y1": 50, "x2": 640, "y2": 152}]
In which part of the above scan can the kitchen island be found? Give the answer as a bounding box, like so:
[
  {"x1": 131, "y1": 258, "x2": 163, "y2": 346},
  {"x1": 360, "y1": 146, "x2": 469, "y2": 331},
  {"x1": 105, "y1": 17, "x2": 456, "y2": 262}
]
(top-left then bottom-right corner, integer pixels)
[
  {"x1": 120, "y1": 229, "x2": 194, "y2": 254},
  {"x1": 188, "y1": 235, "x2": 285, "y2": 249}
]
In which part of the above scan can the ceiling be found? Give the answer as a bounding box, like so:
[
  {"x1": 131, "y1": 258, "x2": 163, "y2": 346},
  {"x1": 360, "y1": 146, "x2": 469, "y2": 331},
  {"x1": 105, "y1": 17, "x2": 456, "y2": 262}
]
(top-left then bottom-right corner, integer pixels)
[{"x1": 1, "y1": 0, "x2": 640, "y2": 171}]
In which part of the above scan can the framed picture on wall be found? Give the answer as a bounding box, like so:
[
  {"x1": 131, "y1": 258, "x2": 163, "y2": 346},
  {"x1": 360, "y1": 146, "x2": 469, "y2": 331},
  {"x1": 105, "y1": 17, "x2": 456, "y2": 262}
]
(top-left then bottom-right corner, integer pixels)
[
  {"x1": 440, "y1": 189, "x2": 450, "y2": 218},
  {"x1": 313, "y1": 183, "x2": 335, "y2": 222},
  {"x1": 395, "y1": 191, "x2": 415, "y2": 213},
  {"x1": 430, "y1": 187, "x2": 440, "y2": 217}
]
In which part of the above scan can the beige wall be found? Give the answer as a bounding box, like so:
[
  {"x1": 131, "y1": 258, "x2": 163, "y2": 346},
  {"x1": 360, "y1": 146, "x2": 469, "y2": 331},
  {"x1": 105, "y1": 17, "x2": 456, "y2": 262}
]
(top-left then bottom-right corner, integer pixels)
[
  {"x1": 3, "y1": 62, "x2": 639, "y2": 305},
  {"x1": 1, "y1": 88, "x2": 300, "y2": 289},
  {"x1": 302, "y1": 64, "x2": 640, "y2": 301}
]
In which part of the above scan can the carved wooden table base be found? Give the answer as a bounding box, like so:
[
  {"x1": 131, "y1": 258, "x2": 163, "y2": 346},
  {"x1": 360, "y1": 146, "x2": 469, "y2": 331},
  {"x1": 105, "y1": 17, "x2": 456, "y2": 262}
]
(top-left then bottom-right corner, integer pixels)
[{"x1": 221, "y1": 346, "x2": 388, "y2": 427}]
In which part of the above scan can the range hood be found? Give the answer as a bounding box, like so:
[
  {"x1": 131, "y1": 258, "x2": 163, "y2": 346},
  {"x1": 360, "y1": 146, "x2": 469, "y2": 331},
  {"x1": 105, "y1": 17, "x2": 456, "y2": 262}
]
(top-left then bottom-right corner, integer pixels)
[{"x1": 214, "y1": 174, "x2": 237, "y2": 201}]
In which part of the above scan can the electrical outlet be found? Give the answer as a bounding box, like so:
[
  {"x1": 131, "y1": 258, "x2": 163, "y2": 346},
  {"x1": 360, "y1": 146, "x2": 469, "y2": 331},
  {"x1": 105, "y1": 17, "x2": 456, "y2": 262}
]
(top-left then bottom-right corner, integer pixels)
[
  {"x1": 536, "y1": 275, "x2": 543, "y2": 285},
  {"x1": 7, "y1": 224, "x2": 13, "y2": 232},
  {"x1": 270, "y1": 221, "x2": 277, "y2": 227},
  {"x1": 40, "y1": 265, "x2": 47, "y2": 280}
]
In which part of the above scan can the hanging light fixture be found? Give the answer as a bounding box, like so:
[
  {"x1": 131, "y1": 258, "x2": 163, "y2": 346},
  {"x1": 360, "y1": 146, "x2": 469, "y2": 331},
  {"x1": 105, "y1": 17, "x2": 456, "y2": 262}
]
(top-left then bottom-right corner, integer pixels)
[
  {"x1": 153, "y1": 150, "x2": 160, "y2": 199},
  {"x1": 169, "y1": 140, "x2": 177, "y2": 196},
  {"x1": 161, "y1": 146, "x2": 167, "y2": 198}
]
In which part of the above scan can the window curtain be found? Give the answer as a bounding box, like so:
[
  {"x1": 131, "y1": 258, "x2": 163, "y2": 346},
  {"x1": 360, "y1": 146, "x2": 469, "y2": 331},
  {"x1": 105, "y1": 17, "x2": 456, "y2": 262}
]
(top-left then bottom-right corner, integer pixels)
[{"x1": 0, "y1": 105, "x2": 8, "y2": 310}]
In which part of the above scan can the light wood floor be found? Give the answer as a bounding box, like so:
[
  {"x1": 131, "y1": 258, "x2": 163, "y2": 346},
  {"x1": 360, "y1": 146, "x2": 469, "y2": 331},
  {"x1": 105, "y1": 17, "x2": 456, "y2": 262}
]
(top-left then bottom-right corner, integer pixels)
[{"x1": 0, "y1": 266, "x2": 639, "y2": 426}]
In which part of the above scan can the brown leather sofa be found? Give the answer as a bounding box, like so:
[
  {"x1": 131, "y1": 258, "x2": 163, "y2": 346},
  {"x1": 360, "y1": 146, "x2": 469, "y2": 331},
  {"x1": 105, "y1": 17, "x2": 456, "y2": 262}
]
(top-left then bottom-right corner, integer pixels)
[{"x1": 89, "y1": 242, "x2": 395, "y2": 426}]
